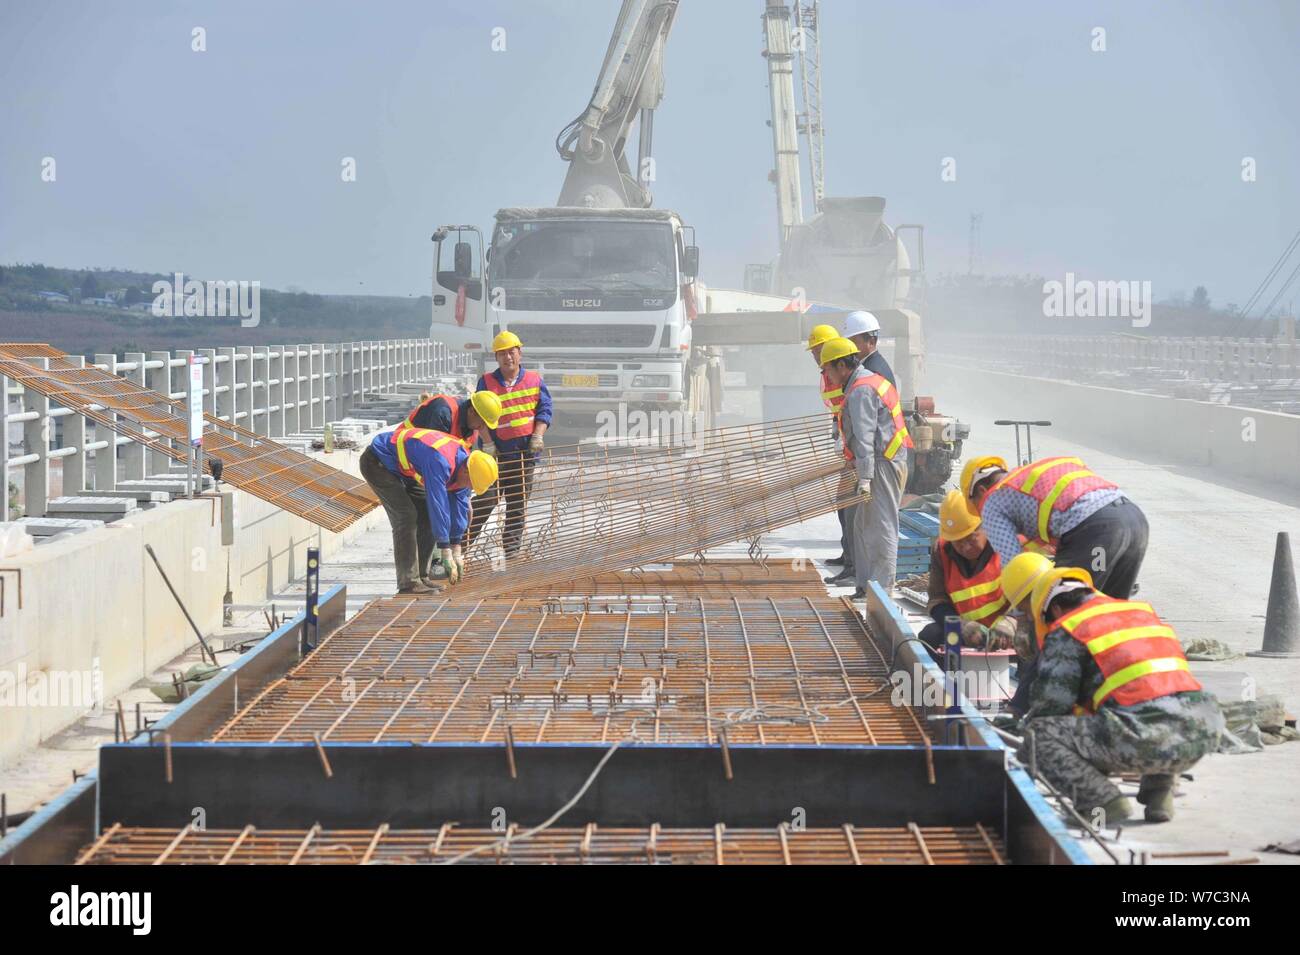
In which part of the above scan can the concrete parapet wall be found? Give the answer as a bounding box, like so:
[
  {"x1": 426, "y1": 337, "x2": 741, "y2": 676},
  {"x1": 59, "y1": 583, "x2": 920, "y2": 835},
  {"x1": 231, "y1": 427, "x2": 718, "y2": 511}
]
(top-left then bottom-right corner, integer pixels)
[
  {"x1": 931, "y1": 362, "x2": 1300, "y2": 489},
  {"x1": 0, "y1": 445, "x2": 384, "y2": 769}
]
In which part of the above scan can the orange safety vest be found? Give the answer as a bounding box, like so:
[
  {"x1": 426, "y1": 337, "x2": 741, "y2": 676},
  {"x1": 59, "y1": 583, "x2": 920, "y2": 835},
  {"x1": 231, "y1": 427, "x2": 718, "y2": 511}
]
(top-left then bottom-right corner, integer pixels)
[
  {"x1": 938, "y1": 544, "x2": 1007, "y2": 624},
  {"x1": 1054, "y1": 595, "x2": 1201, "y2": 712},
  {"x1": 840, "y1": 372, "x2": 913, "y2": 462},
  {"x1": 987, "y1": 456, "x2": 1117, "y2": 549},
  {"x1": 403, "y1": 394, "x2": 460, "y2": 434},
  {"x1": 481, "y1": 369, "x2": 543, "y2": 440},
  {"x1": 394, "y1": 428, "x2": 470, "y2": 491},
  {"x1": 820, "y1": 369, "x2": 845, "y2": 413}
]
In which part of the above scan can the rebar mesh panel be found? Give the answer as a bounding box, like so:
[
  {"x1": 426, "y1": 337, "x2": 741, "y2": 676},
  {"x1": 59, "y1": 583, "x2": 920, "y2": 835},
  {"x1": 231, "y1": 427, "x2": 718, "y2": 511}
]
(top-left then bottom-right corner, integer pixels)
[
  {"x1": 77, "y1": 823, "x2": 1004, "y2": 865},
  {"x1": 213, "y1": 596, "x2": 929, "y2": 746},
  {"x1": 0, "y1": 343, "x2": 377, "y2": 532},
  {"x1": 456, "y1": 414, "x2": 855, "y2": 598},
  {"x1": 516, "y1": 558, "x2": 828, "y2": 598}
]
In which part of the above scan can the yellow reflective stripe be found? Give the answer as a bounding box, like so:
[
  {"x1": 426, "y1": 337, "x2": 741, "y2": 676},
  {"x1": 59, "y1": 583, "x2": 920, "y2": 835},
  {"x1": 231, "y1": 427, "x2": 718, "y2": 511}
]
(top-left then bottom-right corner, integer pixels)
[
  {"x1": 498, "y1": 386, "x2": 540, "y2": 402},
  {"x1": 1092, "y1": 657, "x2": 1189, "y2": 709},
  {"x1": 950, "y1": 578, "x2": 1002, "y2": 603},
  {"x1": 962, "y1": 597, "x2": 1008, "y2": 622},
  {"x1": 502, "y1": 414, "x2": 534, "y2": 428},
  {"x1": 1060, "y1": 600, "x2": 1154, "y2": 631},
  {"x1": 884, "y1": 426, "x2": 908, "y2": 459},
  {"x1": 1085, "y1": 625, "x2": 1178, "y2": 655},
  {"x1": 1020, "y1": 457, "x2": 1084, "y2": 493},
  {"x1": 1037, "y1": 468, "x2": 1093, "y2": 542}
]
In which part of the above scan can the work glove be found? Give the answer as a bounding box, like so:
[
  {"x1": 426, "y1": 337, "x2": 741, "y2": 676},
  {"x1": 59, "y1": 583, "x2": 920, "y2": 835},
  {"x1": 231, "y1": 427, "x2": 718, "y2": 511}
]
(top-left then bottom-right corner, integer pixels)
[
  {"x1": 440, "y1": 547, "x2": 461, "y2": 585},
  {"x1": 857, "y1": 478, "x2": 872, "y2": 503},
  {"x1": 987, "y1": 616, "x2": 1018, "y2": 651},
  {"x1": 481, "y1": 439, "x2": 497, "y2": 460},
  {"x1": 960, "y1": 620, "x2": 990, "y2": 648},
  {"x1": 451, "y1": 544, "x2": 465, "y2": 581},
  {"x1": 529, "y1": 432, "x2": 544, "y2": 453}
]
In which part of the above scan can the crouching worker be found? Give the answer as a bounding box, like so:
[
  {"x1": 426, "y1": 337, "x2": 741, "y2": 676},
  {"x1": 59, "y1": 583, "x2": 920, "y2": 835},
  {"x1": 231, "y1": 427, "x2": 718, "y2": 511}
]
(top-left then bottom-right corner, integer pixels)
[
  {"x1": 1019, "y1": 567, "x2": 1222, "y2": 823},
  {"x1": 360, "y1": 427, "x2": 498, "y2": 594},
  {"x1": 998, "y1": 551, "x2": 1054, "y2": 716},
  {"x1": 920, "y1": 490, "x2": 1016, "y2": 652}
]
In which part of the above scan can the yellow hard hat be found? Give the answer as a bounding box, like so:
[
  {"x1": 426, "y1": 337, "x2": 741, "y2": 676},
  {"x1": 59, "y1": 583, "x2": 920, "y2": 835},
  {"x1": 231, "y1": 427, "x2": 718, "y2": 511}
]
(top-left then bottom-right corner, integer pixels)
[
  {"x1": 817, "y1": 337, "x2": 860, "y2": 366},
  {"x1": 469, "y1": 390, "x2": 502, "y2": 429},
  {"x1": 492, "y1": 330, "x2": 522, "y2": 353},
  {"x1": 938, "y1": 489, "x2": 981, "y2": 541},
  {"x1": 1029, "y1": 566, "x2": 1094, "y2": 628},
  {"x1": 805, "y1": 324, "x2": 838, "y2": 351},
  {"x1": 467, "y1": 449, "x2": 499, "y2": 496},
  {"x1": 1000, "y1": 552, "x2": 1053, "y2": 608},
  {"x1": 960, "y1": 455, "x2": 1009, "y2": 505}
]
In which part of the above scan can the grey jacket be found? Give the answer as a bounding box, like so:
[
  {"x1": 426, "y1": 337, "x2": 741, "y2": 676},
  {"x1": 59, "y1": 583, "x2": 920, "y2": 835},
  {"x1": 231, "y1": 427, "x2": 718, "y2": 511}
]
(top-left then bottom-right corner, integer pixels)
[{"x1": 839, "y1": 364, "x2": 909, "y2": 481}]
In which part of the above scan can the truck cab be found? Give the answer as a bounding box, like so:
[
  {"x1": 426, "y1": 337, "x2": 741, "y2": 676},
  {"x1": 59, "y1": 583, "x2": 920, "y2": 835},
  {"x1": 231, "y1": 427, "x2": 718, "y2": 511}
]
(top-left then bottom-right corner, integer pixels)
[{"x1": 431, "y1": 207, "x2": 713, "y2": 431}]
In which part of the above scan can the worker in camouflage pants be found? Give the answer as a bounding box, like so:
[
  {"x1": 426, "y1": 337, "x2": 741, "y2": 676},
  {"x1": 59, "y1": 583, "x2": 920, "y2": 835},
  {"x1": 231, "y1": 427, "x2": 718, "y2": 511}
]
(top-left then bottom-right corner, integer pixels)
[{"x1": 1018, "y1": 567, "x2": 1222, "y2": 824}]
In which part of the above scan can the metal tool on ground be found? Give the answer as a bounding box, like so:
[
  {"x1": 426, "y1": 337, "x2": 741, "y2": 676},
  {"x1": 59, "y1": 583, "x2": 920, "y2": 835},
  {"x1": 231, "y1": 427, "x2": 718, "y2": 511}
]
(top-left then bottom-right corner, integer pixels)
[
  {"x1": 143, "y1": 544, "x2": 218, "y2": 666},
  {"x1": 993, "y1": 419, "x2": 1052, "y2": 466}
]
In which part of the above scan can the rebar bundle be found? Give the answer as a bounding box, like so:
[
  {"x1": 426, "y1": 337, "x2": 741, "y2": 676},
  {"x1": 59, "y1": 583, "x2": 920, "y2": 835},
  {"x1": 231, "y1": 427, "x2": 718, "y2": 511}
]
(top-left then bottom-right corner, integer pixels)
[
  {"x1": 459, "y1": 414, "x2": 853, "y2": 597},
  {"x1": 0, "y1": 343, "x2": 377, "y2": 532}
]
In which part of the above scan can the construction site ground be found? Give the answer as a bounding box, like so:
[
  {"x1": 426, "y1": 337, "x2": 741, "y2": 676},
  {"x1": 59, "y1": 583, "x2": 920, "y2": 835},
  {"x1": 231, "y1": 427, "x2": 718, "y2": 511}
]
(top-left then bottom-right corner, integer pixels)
[{"x1": 3, "y1": 385, "x2": 1298, "y2": 865}]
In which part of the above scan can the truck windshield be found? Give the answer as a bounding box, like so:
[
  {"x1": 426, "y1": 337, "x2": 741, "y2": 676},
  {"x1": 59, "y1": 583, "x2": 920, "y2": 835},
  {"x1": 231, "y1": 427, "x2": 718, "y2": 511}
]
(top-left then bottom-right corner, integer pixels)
[{"x1": 490, "y1": 220, "x2": 676, "y2": 291}]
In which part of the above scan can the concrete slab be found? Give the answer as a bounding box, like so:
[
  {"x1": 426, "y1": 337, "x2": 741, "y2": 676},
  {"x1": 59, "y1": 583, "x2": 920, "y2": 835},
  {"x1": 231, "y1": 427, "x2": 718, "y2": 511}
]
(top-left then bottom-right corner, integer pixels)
[
  {"x1": 46, "y1": 496, "x2": 137, "y2": 514},
  {"x1": 16, "y1": 517, "x2": 105, "y2": 536}
]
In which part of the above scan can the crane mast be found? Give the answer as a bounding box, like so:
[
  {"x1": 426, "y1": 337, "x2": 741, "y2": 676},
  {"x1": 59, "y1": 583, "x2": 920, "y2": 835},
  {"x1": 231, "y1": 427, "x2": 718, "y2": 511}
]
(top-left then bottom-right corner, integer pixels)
[
  {"x1": 556, "y1": 0, "x2": 680, "y2": 209},
  {"x1": 761, "y1": 2, "x2": 805, "y2": 246}
]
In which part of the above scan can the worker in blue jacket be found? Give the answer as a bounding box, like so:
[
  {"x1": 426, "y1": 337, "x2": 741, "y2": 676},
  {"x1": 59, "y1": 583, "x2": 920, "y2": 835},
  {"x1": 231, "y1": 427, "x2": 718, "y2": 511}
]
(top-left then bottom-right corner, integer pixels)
[
  {"x1": 360, "y1": 427, "x2": 498, "y2": 593},
  {"x1": 467, "y1": 331, "x2": 553, "y2": 556}
]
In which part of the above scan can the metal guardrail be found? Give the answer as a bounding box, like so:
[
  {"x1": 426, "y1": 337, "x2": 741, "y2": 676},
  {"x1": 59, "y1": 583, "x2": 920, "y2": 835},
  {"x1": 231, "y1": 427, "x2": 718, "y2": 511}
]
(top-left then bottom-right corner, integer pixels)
[
  {"x1": 931, "y1": 333, "x2": 1300, "y2": 415},
  {"x1": 933, "y1": 333, "x2": 1300, "y2": 384},
  {"x1": 2, "y1": 339, "x2": 468, "y2": 522}
]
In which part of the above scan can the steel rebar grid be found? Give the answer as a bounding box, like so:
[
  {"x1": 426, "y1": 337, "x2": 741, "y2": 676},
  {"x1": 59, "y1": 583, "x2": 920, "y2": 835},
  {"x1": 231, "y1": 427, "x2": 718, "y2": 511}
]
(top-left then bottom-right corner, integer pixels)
[
  {"x1": 0, "y1": 343, "x2": 377, "y2": 532},
  {"x1": 75, "y1": 823, "x2": 1005, "y2": 865},
  {"x1": 456, "y1": 413, "x2": 856, "y2": 598},
  {"x1": 515, "y1": 557, "x2": 829, "y2": 598},
  {"x1": 211, "y1": 595, "x2": 927, "y2": 746}
]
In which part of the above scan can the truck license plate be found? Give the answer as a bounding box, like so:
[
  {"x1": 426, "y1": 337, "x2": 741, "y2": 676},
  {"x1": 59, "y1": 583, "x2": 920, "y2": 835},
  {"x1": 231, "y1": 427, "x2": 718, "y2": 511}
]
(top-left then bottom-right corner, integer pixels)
[{"x1": 562, "y1": 374, "x2": 599, "y2": 388}]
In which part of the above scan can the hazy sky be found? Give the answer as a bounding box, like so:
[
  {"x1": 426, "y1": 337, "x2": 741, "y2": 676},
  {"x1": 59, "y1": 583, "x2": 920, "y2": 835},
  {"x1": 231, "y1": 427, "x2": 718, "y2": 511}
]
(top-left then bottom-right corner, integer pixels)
[{"x1": 2, "y1": 0, "x2": 1297, "y2": 305}]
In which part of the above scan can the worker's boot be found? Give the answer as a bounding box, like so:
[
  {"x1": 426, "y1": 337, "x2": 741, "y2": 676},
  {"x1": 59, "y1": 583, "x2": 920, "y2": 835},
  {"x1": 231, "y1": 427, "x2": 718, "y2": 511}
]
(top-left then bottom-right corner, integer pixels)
[
  {"x1": 1137, "y1": 776, "x2": 1175, "y2": 823},
  {"x1": 1096, "y1": 794, "x2": 1134, "y2": 826},
  {"x1": 398, "y1": 581, "x2": 435, "y2": 595},
  {"x1": 419, "y1": 577, "x2": 447, "y2": 592},
  {"x1": 824, "y1": 567, "x2": 854, "y2": 585},
  {"x1": 826, "y1": 555, "x2": 846, "y2": 567}
]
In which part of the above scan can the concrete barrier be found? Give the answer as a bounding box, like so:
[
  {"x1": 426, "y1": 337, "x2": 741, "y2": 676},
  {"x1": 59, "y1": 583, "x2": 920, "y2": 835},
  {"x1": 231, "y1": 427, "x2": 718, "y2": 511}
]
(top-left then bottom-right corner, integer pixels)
[
  {"x1": 0, "y1": 445, "x2": 385, "y2": 769},
  {"x1": 931, "y1": 362, "x2": 1300, "y2": 490}
]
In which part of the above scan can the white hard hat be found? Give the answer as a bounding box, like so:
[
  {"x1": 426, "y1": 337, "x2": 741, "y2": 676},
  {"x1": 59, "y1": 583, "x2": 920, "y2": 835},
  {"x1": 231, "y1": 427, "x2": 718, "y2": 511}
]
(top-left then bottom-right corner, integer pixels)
[{"x1": 843, "y1": 310, "x2": 881, "y2": 337}]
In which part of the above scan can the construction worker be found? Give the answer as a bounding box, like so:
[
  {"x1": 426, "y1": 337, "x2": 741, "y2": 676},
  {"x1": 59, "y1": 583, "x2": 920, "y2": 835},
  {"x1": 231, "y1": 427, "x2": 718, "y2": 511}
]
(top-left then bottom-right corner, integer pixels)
[
  {"x1": 360, "y1": 427, "x2": 498, "y2": 593},
  {"x1": 467, "y1": 330, "x2": 552, "y2": 557},
  {"x1": 404, "y1": 390, "x2": 503, "y2": 444},
  {"x1": 920, "y1": 490, "x2": 1016, "y2": 651},
  {"x1": 999, "y1": 551, "x2": 1054, "y2": 715},
  {"x1": 961, "y1": 454, "x2": 1149, "y2": 599},
  {"x1": 842, "y1": 309, "x2": 896, "y2": 387},
  {"x1": 1019, "y1": 567, "x2": 1222, "y2": 823},
  {"x1": 820, "y1": 337, "x2": 912, "y2": 598},
  {"x1": 807, "y1": 323, "x2": 856, "y2": 583},
  {"x1": 402, "y1": 390, "x2": 502, "y2": 579}
]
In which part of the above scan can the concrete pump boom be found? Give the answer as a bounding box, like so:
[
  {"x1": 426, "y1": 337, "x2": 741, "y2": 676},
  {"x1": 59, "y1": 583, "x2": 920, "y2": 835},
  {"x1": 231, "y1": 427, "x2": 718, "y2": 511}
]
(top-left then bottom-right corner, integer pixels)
[{"x1": 556, "y1": 0, "x2": 680, "y2": 209}]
